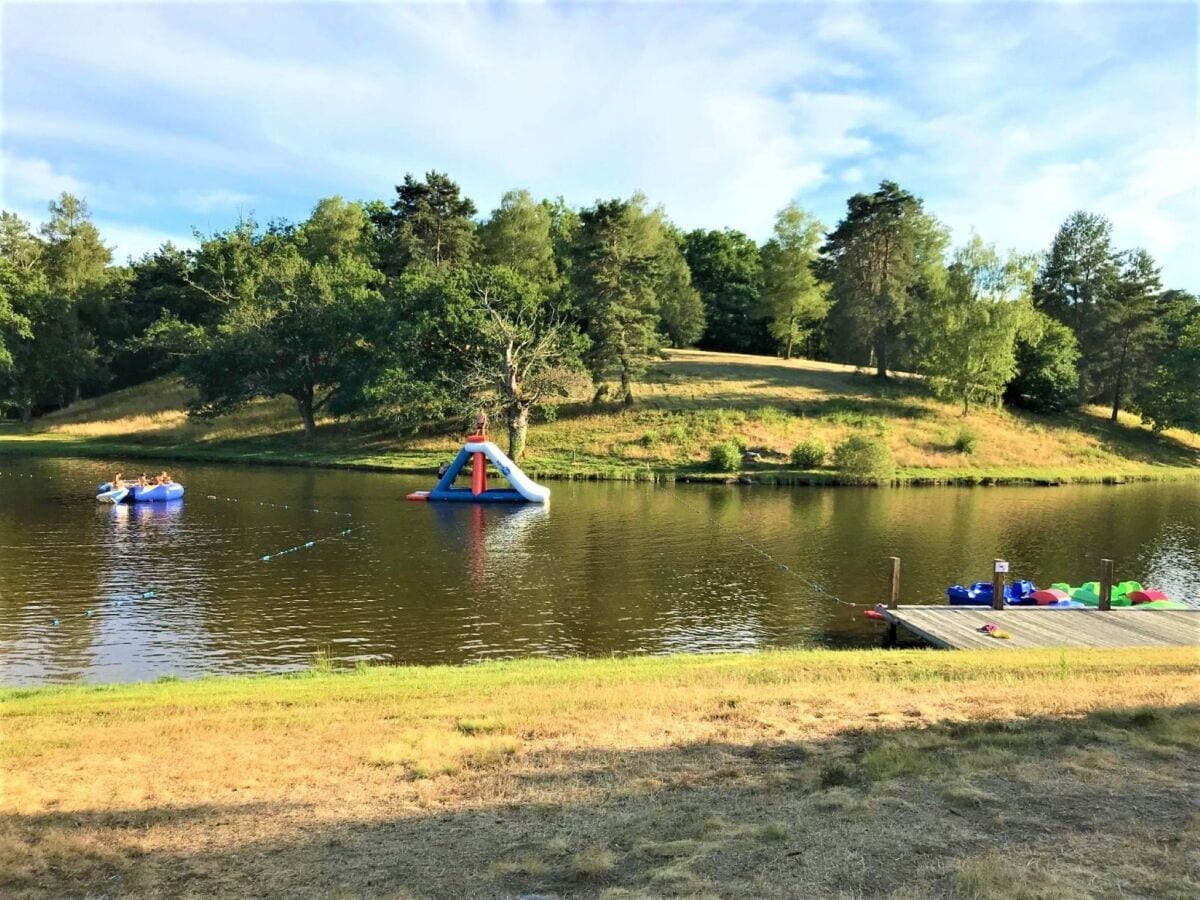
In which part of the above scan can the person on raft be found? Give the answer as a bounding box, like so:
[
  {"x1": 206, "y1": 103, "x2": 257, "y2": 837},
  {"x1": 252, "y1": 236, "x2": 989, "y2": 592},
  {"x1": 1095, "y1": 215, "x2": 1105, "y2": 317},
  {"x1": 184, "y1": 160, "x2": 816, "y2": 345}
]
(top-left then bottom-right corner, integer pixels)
[
  {"x1": 136, "y1": 473, "x2": 149, "y2": 488},
  {"x1": 474, "y1": 410, "x2": 488, "y2": 437},
  {"x1": 154, "y1": 471, "x2": 174, "y2": 485},
  {"x1": 112, "y1": 473, "x2": 127, "y2": 490}
]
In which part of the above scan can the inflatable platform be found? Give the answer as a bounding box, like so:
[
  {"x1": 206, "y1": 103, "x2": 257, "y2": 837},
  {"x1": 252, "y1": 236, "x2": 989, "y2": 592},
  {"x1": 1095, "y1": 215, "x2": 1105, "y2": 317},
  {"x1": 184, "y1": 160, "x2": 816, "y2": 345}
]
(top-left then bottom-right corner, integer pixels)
[
  {"x1": 97, "y1": 482, "x2": 185, "y2": 503},
  {"x1": 407, "y1": 437, "x2": 549, "y2": 504}
]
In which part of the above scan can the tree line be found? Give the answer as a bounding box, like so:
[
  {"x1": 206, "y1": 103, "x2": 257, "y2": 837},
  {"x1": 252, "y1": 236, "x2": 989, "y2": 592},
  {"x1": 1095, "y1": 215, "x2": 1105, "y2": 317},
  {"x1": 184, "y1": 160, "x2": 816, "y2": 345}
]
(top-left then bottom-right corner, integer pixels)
[{"x1": 1, "y1": 175, "x2": 1196, "y2": 457}]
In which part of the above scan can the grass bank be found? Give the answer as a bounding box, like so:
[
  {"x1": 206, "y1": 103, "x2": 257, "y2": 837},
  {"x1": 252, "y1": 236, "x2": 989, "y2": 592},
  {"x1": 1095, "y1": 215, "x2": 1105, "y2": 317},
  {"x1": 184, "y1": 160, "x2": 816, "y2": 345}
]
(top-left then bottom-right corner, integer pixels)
[
  {"x1": 3, "y1": 648, "x2": 1198, "y2": 897},
  {"x1": 3, "y1": 350, "x2": 1199, "y2": 486}
]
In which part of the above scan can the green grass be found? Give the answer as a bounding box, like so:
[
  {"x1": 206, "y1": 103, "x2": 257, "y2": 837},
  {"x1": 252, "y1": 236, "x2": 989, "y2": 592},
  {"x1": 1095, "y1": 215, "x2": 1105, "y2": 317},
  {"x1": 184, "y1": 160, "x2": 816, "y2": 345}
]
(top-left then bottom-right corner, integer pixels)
[
  {"x1": 2, "y1": 648, "x2": 1198, "y2": 898},
  {"x1": 3, "y1": 348, "x2": 1200, "y2": 486}
]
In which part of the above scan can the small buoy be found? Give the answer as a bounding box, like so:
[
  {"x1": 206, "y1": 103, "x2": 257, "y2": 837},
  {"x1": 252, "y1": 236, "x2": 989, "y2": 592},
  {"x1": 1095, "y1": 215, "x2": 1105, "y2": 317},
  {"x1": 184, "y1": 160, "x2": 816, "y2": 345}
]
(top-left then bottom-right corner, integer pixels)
[
  {"x1": 261, "y1": 555, "x2": 271, "y2": 561},
  {"x1": 85, "y1": 609, "x2": 94, "y2": 617},
  {"x1": 864, "y1": 609, "x2": 885, "y2": 621},
  {"x1": 52, "y1": 618, "x2": 60, "y2": 626}
]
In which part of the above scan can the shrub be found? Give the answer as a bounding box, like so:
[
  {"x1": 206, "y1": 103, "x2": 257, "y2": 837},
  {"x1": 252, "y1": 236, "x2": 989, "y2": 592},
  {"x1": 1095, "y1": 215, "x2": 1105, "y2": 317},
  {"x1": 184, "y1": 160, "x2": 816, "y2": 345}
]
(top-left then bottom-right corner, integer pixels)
[
  {"x1": 709, "y1": 441, "x2": 742, "y2": 472},
  {"x1": 953, "y1": 427, "x2": 980, "y2": 455},
  {"x1": 1006, "y1": 314, "x2": 1081, "y2": 413},
  {"x1": 790, "y1": 439, "x2": 827, "y2": 468},
  {"x1": 639, "y1": 430, "x2": 659, "y2": 448},
  {"x1": 665, "y1": 424, "x2": 689, "y2": 445},
  {"x1": 833, "y1": 433, "x2": 894, "y2": 483}
]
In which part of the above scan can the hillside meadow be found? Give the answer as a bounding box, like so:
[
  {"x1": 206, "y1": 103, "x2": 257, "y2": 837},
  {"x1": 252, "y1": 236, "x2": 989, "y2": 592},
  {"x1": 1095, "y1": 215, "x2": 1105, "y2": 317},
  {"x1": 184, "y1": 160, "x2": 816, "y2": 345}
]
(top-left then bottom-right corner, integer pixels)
[{"x1": 2, "y1": 350, "x2": 1199, "y2": 485}]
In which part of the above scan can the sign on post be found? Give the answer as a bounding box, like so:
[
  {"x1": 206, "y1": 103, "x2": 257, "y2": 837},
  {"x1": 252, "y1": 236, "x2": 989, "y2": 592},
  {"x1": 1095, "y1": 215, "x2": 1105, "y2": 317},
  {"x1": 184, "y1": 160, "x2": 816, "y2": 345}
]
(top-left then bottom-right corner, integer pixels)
[{"x1": 994, "y1": 560, "x2": 1010, "y2": 574}]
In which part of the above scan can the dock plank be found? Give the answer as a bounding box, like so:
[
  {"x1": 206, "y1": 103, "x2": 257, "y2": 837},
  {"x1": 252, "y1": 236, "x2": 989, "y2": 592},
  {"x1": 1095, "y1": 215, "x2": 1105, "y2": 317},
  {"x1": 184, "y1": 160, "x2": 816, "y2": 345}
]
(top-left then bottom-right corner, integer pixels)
[{"x1": 879, "y1": 607, "x2": 1200, "y2": 650}]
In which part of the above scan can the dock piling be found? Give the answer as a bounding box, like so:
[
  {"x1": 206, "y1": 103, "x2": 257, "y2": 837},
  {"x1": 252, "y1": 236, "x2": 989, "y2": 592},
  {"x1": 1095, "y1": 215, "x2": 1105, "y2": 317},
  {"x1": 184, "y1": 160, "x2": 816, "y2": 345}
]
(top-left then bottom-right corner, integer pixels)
[
  {"x1": 888, "y1": 556, "x2": 901, "y2": 610},
  {"x1": 992, "y1": 559, "x2": 1006, "y2": 610},
  {"x1": 1100, "y1": 558, "x2": 1114, "y2": 611}
]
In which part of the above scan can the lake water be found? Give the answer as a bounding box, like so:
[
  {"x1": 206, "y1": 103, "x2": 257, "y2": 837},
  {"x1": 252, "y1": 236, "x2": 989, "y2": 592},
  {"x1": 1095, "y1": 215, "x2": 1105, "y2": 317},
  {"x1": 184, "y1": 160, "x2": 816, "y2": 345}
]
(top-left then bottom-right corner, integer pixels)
[{"x1": 1, "y1": 456, "x2": 1197, "y2": 684}]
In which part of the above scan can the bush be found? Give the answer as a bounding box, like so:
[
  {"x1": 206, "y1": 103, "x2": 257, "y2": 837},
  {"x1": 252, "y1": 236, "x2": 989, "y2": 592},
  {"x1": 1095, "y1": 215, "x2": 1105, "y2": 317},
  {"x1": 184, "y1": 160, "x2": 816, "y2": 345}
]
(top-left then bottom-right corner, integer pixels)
[
  {"x1": 790, "y1": 439, "x2": 827, "y2": 468},
  {"x1": 1006, "y1": 314, "x2": 1081, "y2": 413},
  {"x1": 709, "y1": 441, "x2": 742, "y2": 472},
  {"x1": 833, "y1": 433, "x2": 894, "y2": 483},
  {"x1": 639, "y1": 430, "x2": 659, "y2": 447},
  {"x1": 953, "y1": 427, "x2": 980, "y2": 455},
  {"x1": 665, "y1": 424, "x2": 689, "y2": 445}
]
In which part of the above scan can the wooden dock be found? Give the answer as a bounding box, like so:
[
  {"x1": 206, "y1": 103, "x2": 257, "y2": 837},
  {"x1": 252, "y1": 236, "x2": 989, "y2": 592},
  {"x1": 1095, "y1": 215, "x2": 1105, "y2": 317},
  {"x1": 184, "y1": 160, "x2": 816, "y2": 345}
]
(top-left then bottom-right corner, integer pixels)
[{"x1": 878, "y1": 605, "x2": 1200, "y2": 650}]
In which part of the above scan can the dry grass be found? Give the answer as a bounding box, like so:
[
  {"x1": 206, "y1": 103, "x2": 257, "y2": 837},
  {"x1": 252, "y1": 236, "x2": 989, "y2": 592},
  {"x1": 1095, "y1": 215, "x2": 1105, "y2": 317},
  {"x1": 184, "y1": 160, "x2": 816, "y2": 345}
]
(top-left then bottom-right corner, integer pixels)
[
  {"x1": 2, "y1": 648, "x2": 1199, "y2": 898},
  {"x1": 5, "y1": 350, "x2": 1200, "y2": 484}
]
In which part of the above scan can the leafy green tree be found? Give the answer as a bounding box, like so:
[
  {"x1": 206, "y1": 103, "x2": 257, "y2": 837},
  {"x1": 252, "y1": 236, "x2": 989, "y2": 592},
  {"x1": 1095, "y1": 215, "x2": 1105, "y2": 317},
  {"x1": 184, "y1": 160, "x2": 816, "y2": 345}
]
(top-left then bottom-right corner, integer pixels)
[
  {"x1": 572, "y1": 195, "x2": 669, "y2": 403},
  {"x1": 184, "y1": 202, "x2": 384, "y2": 438},
  {"x1": 0, "y1": 257, "x2": 31, "y2": 372},
  {"x1": 916, "y1": 236, "x2": 1034, "y2": 414},
  {"x1": 759, "y1": 204, "x2": 828, "y2": 359},
  {"x1": 37, "y1": 194, "x2": 113, "y2": 401},
  {"x1": 1135, "y1": 309, "x2": 1200, "y2": 433},
  {"x1": 373, "y1": 172, "x2": 477, "y2": 273},
  {"x1": 819, "y1": 181, "x2": 947, "y2": 377},
  {"x1": 1096, "y1": 248, "x2": 1163, "y2": 421},
  {"x1": 683, "y1": 228, "x2": 767, "y2": 354},
  {"x1": 1006, "y1": 312, "x2": 1081, "y2": 413},
  {"x1": 361, "y1": 267, "x2": 587, "y2": 458},
  {"x1": 656, "y1": 229, "x2": 705, "y2": 348},
  {"x1": 299, "y1": 195, "x2": 376, "y2": 264},
  {"x1": 544, "y1": 196, "x2": 581, "y2": 290},
  {"x1": 478, "y1": 190, "x2": 558, "y2": 291},
  {"x1": 1033, "y1": 211, "x2": 1119, "y2": 397}
]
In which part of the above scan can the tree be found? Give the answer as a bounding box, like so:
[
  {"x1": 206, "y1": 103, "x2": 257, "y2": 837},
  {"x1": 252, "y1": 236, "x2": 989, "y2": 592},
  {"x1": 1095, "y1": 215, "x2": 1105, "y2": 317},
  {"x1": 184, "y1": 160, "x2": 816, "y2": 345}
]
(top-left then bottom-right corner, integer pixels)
[
  {"x1": 1006, "y1": 312, "x2": 1081, "y2": 413},
  {"x1": 1033, "y1": 211, "x2": 1119, "y2": 397},
  {"x1": 683, "y1": 228, "x2": 766, "y2": 354},
  {"x1": 1096, "y1": 248, "x2": 1163, "y2": 421},
  {"x1": 759, "y1": 204, "x2": 828, "y2": 359},
  {"x1": 0, "y1": 257, "x2": 31, "y2": 372},
  {"x1": 656, "y1": 229, "x2": 705, "y2": 348},
  {"x1": 916, "y1": 236, "x2": 1034, "y2": 414},
  {"x1": 374, "y1": 172, "x2": 477, "y2": 273},
  {"x1": 478, "y1": 190, "x2": 558, "y2": 291},
  {"x1": 572, "y1": 195, "x2": 670, "y2": 403},
  {"x1": 184, "y1": 202, "x2": 384, "y2": 438},
  {"x1": 819, "y1": 181, "x2": 947, "y2": 377},
  {"x1": 360, "y1": 267, "x2": 586, "y2": 459},
  {"x1": 38, "y1": 194, "x2": 113, "y2": 401},
  {"x1": 1135, "y1": 310, "x2": 1200, "y2": 433}
]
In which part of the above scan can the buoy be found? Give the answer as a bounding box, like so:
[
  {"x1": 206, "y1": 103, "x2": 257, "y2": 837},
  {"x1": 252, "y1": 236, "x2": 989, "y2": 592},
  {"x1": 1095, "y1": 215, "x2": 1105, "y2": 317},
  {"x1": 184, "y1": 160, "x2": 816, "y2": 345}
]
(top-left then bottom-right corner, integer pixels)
[{"x1": 864, "y1": 609, "x2": 885, "y2": 621}]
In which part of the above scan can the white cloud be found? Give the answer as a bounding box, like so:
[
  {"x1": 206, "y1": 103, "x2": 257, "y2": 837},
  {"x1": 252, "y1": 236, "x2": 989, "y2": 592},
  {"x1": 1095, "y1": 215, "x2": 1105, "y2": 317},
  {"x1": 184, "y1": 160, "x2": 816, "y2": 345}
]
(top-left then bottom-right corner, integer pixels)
[
  {"x1": 1, "y1": 152, "x2": 86, "y2": 207},
  {"x1": 3, "y1": 2, "x2": 1196, "y2": 285}
]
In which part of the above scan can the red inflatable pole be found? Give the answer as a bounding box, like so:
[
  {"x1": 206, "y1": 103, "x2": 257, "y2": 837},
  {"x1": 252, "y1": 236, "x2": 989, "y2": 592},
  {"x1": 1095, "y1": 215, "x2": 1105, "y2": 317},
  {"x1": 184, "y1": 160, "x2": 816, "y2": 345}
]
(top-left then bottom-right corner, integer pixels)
[{"x1": 468, "y1": 434, "x2": 487, "y2": 496}]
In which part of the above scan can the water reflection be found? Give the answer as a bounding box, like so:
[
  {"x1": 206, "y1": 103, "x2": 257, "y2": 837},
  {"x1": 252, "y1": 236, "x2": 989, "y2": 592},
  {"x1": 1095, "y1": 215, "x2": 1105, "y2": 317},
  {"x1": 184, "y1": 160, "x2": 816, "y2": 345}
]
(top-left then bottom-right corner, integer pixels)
[{"x1": 0, "y1": 457, "x2": 1197, "y2": 685}]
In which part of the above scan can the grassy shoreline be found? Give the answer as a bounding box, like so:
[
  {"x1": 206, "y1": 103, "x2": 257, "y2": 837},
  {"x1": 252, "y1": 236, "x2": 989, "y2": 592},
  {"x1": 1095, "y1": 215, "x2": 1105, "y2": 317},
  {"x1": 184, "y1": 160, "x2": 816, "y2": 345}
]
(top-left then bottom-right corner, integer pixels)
[
  {"x1": 3, "y1": 648, "x2": 1198, "y2": 897},
  {"x1": 3, "y1": 430, "x2": 1200, "y2": 488},
  {"x1": 3, "y1": 349, "x2": 1199, "y2": 487}
]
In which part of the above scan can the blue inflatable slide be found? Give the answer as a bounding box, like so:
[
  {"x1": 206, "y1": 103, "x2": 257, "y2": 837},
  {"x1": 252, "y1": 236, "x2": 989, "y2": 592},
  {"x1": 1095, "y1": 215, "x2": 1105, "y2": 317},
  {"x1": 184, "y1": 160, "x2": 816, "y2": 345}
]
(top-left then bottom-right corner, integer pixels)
[{"x1": 407, "y1": 437, "x2": 550, "y2": 504}]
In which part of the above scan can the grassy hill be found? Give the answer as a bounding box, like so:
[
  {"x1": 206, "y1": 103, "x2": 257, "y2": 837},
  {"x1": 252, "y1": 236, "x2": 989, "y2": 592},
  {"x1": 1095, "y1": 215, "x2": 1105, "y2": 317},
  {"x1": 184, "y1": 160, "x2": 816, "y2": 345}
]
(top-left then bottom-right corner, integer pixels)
[{"x1": 2, "y1": 349, "x2": 1199, "y2": 484}]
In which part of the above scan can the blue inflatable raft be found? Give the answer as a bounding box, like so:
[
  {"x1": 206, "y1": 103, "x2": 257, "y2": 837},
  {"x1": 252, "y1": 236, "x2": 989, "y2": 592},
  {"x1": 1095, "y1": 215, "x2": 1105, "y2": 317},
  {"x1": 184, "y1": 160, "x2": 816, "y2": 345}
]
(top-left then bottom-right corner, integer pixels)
[{"x1": 97, "y1": 482, "x2": 184, "y2": 503}]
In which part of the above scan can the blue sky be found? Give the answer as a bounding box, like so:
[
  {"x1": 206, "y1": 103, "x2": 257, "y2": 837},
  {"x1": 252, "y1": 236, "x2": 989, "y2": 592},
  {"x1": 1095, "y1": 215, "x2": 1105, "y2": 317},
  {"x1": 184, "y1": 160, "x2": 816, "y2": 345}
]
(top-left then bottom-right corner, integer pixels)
[{"x1": 2, "y1": 1, "x2": 1197, "y2": 288}]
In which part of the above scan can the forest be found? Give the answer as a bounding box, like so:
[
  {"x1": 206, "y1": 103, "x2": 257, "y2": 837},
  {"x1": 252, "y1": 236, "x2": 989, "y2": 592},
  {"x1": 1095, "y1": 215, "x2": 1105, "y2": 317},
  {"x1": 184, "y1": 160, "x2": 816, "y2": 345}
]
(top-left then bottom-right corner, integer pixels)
[{"x1": 1, "y1": 174, "x2": 1197, "y2": 459}]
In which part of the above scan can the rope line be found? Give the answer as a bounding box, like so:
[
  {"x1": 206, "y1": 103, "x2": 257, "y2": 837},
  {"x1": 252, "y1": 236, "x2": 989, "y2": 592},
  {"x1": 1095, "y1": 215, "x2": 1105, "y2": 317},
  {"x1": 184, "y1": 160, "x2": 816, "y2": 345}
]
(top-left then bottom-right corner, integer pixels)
[
  {"x1": 203, "y1": 494, "x2": 353, "y2": 519},
  {"x1": 258, "y1": 524, "x2": 367, "y2": 562},
  {"x1": 672, "y1": 488, "x2": 859, "y2": 608}
]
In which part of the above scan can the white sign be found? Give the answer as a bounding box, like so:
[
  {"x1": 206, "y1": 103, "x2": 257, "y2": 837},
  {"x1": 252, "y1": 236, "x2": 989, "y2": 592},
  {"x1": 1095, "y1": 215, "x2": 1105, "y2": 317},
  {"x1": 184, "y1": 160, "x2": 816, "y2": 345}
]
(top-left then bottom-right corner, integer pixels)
[{"x1": 994, "y1": 560, "x2": 1010, "y2": 574}]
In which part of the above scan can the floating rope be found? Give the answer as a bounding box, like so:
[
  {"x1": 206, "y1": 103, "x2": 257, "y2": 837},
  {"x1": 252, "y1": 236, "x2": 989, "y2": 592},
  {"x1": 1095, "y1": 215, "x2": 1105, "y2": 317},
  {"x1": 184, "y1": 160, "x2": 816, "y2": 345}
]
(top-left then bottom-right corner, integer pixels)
[
  {"x1": 49, "y1": 590, "x2": 156, "y2": 627},
  {"x1": 672, "y1": 488, "x2": 859, "y2": 609},
  {"x1": 258, "y1": 524, "x2": 366, "y2": 562},
  {"x1": 204, "y1": 494, "x2": 353, "y2": 519}
]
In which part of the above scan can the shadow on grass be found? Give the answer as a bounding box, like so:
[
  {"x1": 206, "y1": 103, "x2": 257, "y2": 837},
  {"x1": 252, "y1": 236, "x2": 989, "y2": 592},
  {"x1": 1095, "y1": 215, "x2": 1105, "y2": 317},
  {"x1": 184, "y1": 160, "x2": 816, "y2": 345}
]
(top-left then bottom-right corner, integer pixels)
[{"x1": 4, "y1": 703, "x2": 1196, "y2": 898}]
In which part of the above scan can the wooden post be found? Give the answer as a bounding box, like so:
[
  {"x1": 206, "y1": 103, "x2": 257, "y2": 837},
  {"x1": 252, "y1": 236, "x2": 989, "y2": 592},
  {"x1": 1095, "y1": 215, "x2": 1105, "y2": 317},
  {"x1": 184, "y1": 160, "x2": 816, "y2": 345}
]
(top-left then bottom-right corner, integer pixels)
[
  {"x1": 1100, "y1": 558, "x2": 1114, "y2": 611},
  {"x1": 992, "y1": 560, "x2": 1005, "y2": 610},
  {"x1": 888, "y1": 557, "x2": 901, "y2": 610}
]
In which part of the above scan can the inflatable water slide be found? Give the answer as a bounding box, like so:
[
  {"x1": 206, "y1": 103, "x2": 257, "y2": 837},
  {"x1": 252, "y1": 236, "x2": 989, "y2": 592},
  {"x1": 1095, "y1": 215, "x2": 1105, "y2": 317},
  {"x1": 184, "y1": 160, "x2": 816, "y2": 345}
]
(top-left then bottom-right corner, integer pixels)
[{"x1": 407, "y1": 436, "x2": 550, "y2": 504}]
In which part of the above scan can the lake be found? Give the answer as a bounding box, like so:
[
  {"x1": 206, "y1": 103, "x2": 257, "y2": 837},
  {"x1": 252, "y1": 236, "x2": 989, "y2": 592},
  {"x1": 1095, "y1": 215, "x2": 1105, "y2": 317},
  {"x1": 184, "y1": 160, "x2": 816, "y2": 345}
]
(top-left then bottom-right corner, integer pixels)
[{"x1": 1, "y1": 456, "x2": 1197, "y2": 684}]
